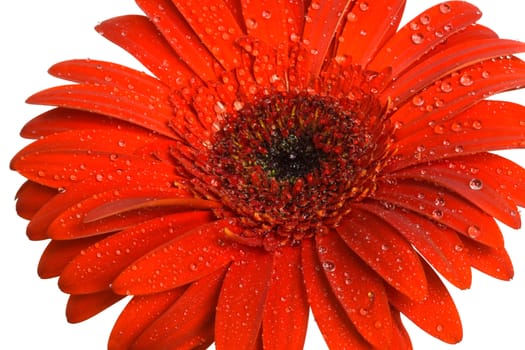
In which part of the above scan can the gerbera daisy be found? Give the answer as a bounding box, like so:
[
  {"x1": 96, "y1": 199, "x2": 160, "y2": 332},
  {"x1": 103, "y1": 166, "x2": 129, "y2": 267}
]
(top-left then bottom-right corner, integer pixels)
[{"x1": 11, "y1": 0, "x2": 525, "y2": 349}]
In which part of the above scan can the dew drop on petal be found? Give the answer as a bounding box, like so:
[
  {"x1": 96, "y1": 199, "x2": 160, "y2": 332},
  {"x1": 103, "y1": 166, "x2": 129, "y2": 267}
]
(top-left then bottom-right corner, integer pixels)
[
  {"x1": 467, "y1": 225, "x2": 481, "y2": 239},
  {"x1": 411, "y1": 33, "x2": 424, "y2": 44},
  {"x1": 439, "y1": 3, "x2": 451, "y2": 14},
  {"x1": 469, "y1": 178, "x2": 483, "y2": 190},
  {"x1": 322, "y1": 261, "x2": 336, "y2": 272},
  {"x1": 412, "y1": 95, "x2": 425, "y2": 106},
  {"x1": 472, "y1": 120, "x2": 482, "y2": 130},
  {"x1": 440, "y1": 81, "x2": 453, "y2": 93},
  {"x1": 436, "y1": 324, "x2": 444, "y2": 333},
  {"x1": 261, "y1": 10, "x2": 272, "y2": 19},
  {"x1": 459, "y1": 74, "x2": 474, "y2": 86},
  {"x1": 359, "y1": 2, "x2": 369, "y2": 11},
  {"x1": 420, "y1": 14, "x2": 431, "y2": 25}
]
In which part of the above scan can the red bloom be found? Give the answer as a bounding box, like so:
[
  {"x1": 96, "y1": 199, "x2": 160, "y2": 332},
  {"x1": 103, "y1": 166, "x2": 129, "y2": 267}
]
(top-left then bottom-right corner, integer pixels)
[{"x1": 11, "y1": 1, "x2": 525, "y2": 349}]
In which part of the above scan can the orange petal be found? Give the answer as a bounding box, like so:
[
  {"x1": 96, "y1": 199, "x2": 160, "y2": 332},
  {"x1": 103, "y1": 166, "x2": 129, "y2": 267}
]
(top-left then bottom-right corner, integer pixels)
[
  {"x1": 387, "y1": 38, "x2": 525, "y2": 105},
  {"x1": 391, "y1": 153, "x2": 521, "y2": 229},
  {"x1": 392, "y1": 56, "x2": 525, "y2": 138},
  {"x1": 336, "y1": 209, "x2": 428, "y2": 301},
  {"x1": 66, "y1": 290, "x2": 124, "y2": 323},
  {"x1": 337, "y1": 0, "x2": 406, "y2": 66},
  {"x1": 133, "y1": 268, "x2": 226, "y2": 350},
  {"x1": 112, "y1": 219, "x2": 242, "y2": 295},
  {"x1": 388, "y1": 261, "x2": 463, "y2": 344},
  {"x1": 108, "y1": 289, "x2": 185, "y2": 350},
  {"x1": 20, "y1": 108, "x2": 133, "y2": 139},
  {"x1": 301, "y1": 0, "x2": 353, "y2": 79},
  {"x1": 15, "y1": 181, "x2": 56, "y2": 220},
  {"x1": 369, "y1": 2, "x2": 482, "y2": 77},
  {"x1": 262, "y1": 246, "x2": 308, "y2": 350},
  {"x1": 359, "y1": 201, "x2": 472, "y2": 290},
  {"x1": 96, "y1": 15, "x2": 195, "y2": 87},
  {"x1": 58, "y1": 211, "x2": 213, "y2": 294},
  {"x1": 301, "y1": 238, "x2": 370, "y2": 349},
  {"x1": 315, "y1": 230, "x2": 394, "y2": 348},
  {"x1": 241, "y1": 0, "x2": 290, "y2": 47},
  {"x1": 390, "y1": 309, "x2": 413, "y2": 350},
  {"x1": 49, "y1": 59, "x2": 169, "y2": 93},
  {"x1": 215, "y1": 251, "x2": 273, "y2": 350},
  {"x1": 371, "y1": 179, "x2": 504, "y2": 248},
  {"x1": 392, "y1": 101, "x2": 525, "y2": 171},
  {"x1": 25, "y1": 83, "x2": 177, "y2": 138},
  {"x1": 136, "y1": 0, "x2": 218, "y2": 81},
  {"x1": 47, "y1": 186, "x2": 208, "y2": 239},
  {"x1": 38, "y1": 236, "x2": 106, "y2": 279},
  {"x1": 461, "y1": 237, "x2": 514, "y2": 281},
  {"x1": 170, "y1": 0, "x2": 244, "y2": 70}
]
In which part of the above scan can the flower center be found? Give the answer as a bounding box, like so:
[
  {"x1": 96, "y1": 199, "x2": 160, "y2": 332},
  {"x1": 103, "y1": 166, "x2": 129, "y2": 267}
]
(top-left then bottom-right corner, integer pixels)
[{"x1": 204, "y1": 91, "x2": 393, "y2": 249}]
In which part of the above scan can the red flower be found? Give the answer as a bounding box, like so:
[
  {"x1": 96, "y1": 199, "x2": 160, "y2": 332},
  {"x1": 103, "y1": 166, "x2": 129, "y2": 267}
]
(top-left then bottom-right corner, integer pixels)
[{"x1": 11, "y1": 1, "x2": 525, "y2": 349}]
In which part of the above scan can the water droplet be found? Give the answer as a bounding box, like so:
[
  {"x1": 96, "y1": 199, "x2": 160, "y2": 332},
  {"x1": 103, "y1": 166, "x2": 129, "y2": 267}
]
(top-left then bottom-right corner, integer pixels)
[
  {"x1": 359, "y1": 2, "x2": 369, "y2": 11},
  {"x1": 311, "y1": 1, "x2": 321, "y2": 10},
  {"x1": 459, "y1": 74, "x2": 474, "y2": 86},
  {"x1": 434, "y1": 125, "x2": 444, "y2": 134},
  {"x1": 439, "y1": 3, "x2": 451, "y2": 14},
  {"x1": 381, "y1": 244, "x2": 389, "y2": 251},
  {"x1": 454, "y1": 145, "x2": 464, "y2": 153},
  {"x1": 436, "y1": 324, "x2": 444, "y2": 332},
  {"x1": 434, "y1": 197, "x2": 446, "y2": 206},
  {"x1": 469, "y1": 178, "x2": 483, "y2": 190},
  {"x1": 245, "y1": 18, "x2": 258, "y2": 29},
  {"x1": 451, "y1": 122, "x2": 462, "y2": 132},
  {"x1": 467, "y1": 225, "x2": 481, "y2": 238},
  {"x1": 261, "y1": 10, "x2": 272, "y2": 19},
  {"x1": 318, "y1": 246, "x2": 327, "y2": 254},
  {"x1": 472, "y1": 120, "x2": 482, "y2": 130},
  {"x1": 322, "y1": 261, "x2": 336, "y2": 272},
  {"x1": 454, "y1": 244, "x2": 464, "y2": 252},
  {"x1": 412, "y1": 95, "x2": 425, "y2": 106},
  {"x1": 440, "y1": 81, "x2": 453, "y2": 93},
  {"x1": 420, "y1": 14, "x2": 431, "y2": 25},
  {"x1": 481, "y1": 71, "x2": 490, "y2": 79},
  {"x1": 432, "y1": 209, "x2": 443, "y2": 219},
  {"x1": 189, "y1": 263, "x2": 198, "y2": 271},
  {"x1": 347, "y1": 12, "x2": 358, "y2": 22},
  {"x1": 411, "y1": 33, "x2": 424, "y2": 45}
]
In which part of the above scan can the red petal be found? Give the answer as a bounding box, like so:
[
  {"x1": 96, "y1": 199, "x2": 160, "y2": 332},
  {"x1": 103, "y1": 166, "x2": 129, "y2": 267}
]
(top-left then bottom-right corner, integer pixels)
[
  {"x1": 66, "y1": 290, "x2": 124, "y2": 323},
  {"x1": 135, "y1": 0, "x2": 218, "y2": 81},
  {"x1": 15, "y1": 181, "x2": 56, "y2": 220},
  {"x1": 301, "y1": 238, "x2": 370, "y2": 349},
  {"x1": 337, "y1": 0, "x2": 406, "y2": 66},
  {"x1": 369, "y1": 2, "x2": 482, "y2": 77},
  {"x1": 215, "y1": 251, "x2": 273, "y2": 350},
  {"x1": 49, "y1": 59, "x2": 169, "y2": 93},
  {"x1": 241, "y1": 0, "x2": 290, "y2": 47},
  {"x1": 108, "y1": 289, "x2": 185, "y2": 350},
  {"x1": 371, "y1": 179, "x2": 504, "y2": 248},
  {"x1": 387, "y1": 38, "x2": 525, "y2": 105},
  {"x1": 48, "y1": 185, "x2": 211, "y2": 239},
  {"x1": 315, "y1": 230, "x2": 394, "y2": 348},
  {"x1": 58, "y1": 211, "x2": 213, "y2": 294},
  {"x1": 359, "y1": 201, "x2": 472, "y2": 290},
  {"x1": 133, "y1": 268, "x2": 226, "y2": 350},
  {"x1": 301, "y1": 0, "x2": 353, "y2": 78},
  {"x1": 391, "y1": 153, "x2": 521, "y2": 229},
  {"x1": 20, "y1": 108, "x2": 133, "y2": 139},
  {"x1": 392, "y1": 56, "x2": 525, "y2": 139},
  {"x1": 461, "y1": 237, "x2": 514, "y2": 281},
  {"x1": 392, "y1": 101, "x2": 525, "y2": 171},
  {"x1": 336, "y1": 209, "x2": 428, "y2": 300},
  {"x1": 112, "y1": 219, "x2": 242, "y2": 295},
  {"x1": 390, "y1": 309, "x2": 413, "y2": 350},
  {"x1": 96, "y1": 15, "x2": 195, "y2": 87},
  {"x1": 388, "y1": 261, "x2": 463, "y2": 344},
  {"x1": 25, "y1": 83, "x2": 176, "y2": 138},
  {"x1": 38, "y1": 236, "x2": 105, "y2": 279},
  {"x1": 170, "y1": 0, "x2": 243, "y2": 70},
  {"x1": 262, "y1": 246, "x2": 309, "y2": 350}
]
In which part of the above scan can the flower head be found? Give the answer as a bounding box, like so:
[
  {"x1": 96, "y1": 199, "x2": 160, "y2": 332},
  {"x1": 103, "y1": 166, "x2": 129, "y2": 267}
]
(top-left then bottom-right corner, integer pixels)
[{"x1": 11, "y1": 0, "x2": 525, "y2": 349}]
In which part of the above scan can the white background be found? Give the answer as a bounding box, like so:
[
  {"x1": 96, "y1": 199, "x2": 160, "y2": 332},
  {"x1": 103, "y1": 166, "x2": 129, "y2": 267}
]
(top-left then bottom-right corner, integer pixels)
[{"x1": 1, "y1": 1, "x2": 525, "y2": 349}]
